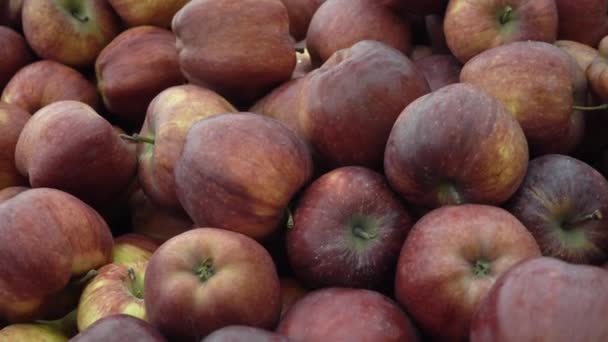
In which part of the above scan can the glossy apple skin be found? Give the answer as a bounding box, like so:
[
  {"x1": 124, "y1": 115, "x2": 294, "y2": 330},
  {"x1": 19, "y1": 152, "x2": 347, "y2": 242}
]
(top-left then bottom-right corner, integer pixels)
[
  {"x1": 175, "y1": 113, "x2": 313, "y2": 240},
  {"x1": 136, "y1": 85, "x2": 236, "y2": 209},
  {"x1": 173, "y1": 0, "x2": 295, "y2": 105},
  {"x1": 384, "y1": 83, "x2": 528, "y2": 209},
  {"x1": 279, "y1": 278, "x2": 308, "y2": 318},
  {"x1": 280, "y1": 0, "x2": 324, "y2": 41},
  {"x1": 202, "y1": 326, "x2": 289, "y2": 342},
  {"x1": 444, "y1": 0, "x2": 558, "y2": 63},
  {"x1": 413, "y1": 54, "x2": 461, "y2": 91},
  {"x1": 555, "y1": 40, "x2": 600, "y2": 72},
  {"x1": 306, "y1": 0, "x2": 411, "y2": 66},
  {"x1": 96, "y1": 26, "x2": 185, "y2": 126},
  {"x1": 0, "y1": 102, "x2": 30, "y2": 190},
  {"x1": 471, "y1": 257, "x2": 608, "y2": 342},
  {"x1": 1, "y1": 60, "x2": 99, "y2": 114},
  {"x1": 395, "y1": 204, "x2": 541, "y2": 341},
  {"x1": 277, "y1": 287, "x2": 419, "y2": 342},
  {"x1": 0, "y1": 188, "x2": 113, "y2": 323},
  {"x1": 108, "y1": 0, "x2": 189, "y2": 28},
  {"x1": 0, "y1": 324, "x2": 68, "y2": 342},
  {"x1": 77, "y1": 261, "x2": 147, "y2": 331},
  {"x1": 22, "y1": 0, "x2": 121, "y2": 68},
  {"x1": 555, "y1": 0, "x2": 608, "y2": 48},
  {"x1": 112, "y1": 234, "x2": 159, "y2": 265},
  {"x1": 287, "y1": 166, "x2": 413, "y2": 290},
  {"x1": 144, "y1": 228, "x2": 282, "y2": 341},
  {"x1": 15, "y1": 101, "x2": 137, "y2": 207},
  {"x1": 0, "y1": 27, "x2": 32, "y2": 90},
  {"x1": 70, "y1": 314, "x2": 166, "y2": 342},
  {"x1": 506, "y1": 155, "x2": 608, "y2": 265},
  {"x1": 461, "y1": 41, "x2": 587, "y2": 155}
]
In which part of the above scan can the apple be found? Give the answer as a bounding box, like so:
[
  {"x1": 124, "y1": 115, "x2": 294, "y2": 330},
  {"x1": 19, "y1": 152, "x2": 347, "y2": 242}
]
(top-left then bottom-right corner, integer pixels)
[
  {"x1": 555, "y1": 0, "x2": 608, "y2": 48},
  {"x1": 96, "y1": 26, "x2": 185, "y2": 127},
  {"x1": 587, "y1": 36, "x2": 608, "y2": 102},
  {"x1": 21, "y1": 0, "x2": 121, "y2": 68},
  {"x1": 277, "y1": 287, "x2": 419, "y2": 341},
  {"x1": 172, "y1": 0, "x2": 295, "y2": 105},
  {"x1": 0, "y1": 188, "x2": 113, "y2": 323},
  {"x1": 15, "y1": 100, "x2": 137, "y2": 207},
  {"x1": 413, "y1": 54, "x2": 462, "y2": 91},
  {"x1": 70, "y1": 314, "x2": 166, "y2": 342},
  {"x1": 384, "y1": 83, "x2": 528, "y2": 209},
  {"x1": 0, "y1": 102, "x2": 30, "y2": 190},
  {"x1": 555, "y1": 40, "x2": 600, "y2": 72},
  {"x1": 444, "y1": 0, "x2": 558, "y2": 63},
  {"x1": 506, "y1": 154, "x2": 608, "y2": 265},
  {"x1": 202, "y1": 326, "x2": 289, "y2": 342},
  {"x1": 175, "y1": 113, "x2": 313, "y2": 240},
  {"x1": 0, "y1": 186, "x2": 28, "y2": 203},
  {"x1": 77, "y1": 261, "x2": 147, "y2": 332},
  {"x1": 461, "y1": 40, "x2": 588, "y2": 155},
  {"x1": 471, "y1": 257, "x2": 608, "y2": 342},
  {"x1": 1, "y1": 60, "x2": 100, "y2": 114},
  {"x1": 279, "y1": 278, "x2": 308, "y2": 318},
  {"x1": 280, "y1": 0, "x2": 325, "y2": 41},
  {"x1": 112, "y1": 234, "x2": 159, "y2": 265},
  {"x1": 144, "y1": 228, "x2": 282, "y2": 341},
  {"x1": 287, "y1": 166, "x2": 413, "y2": 290},
  {"x1": 0, "y1": 26, "x2": 32, "y2": 91},
  {"x1": 0, "y1": 324, "x2": 68, "y2": 342},
  {"x1": 0, "y1": 0, "x2": 23, "y2": 29},
  {"x1": 107, "y1": 0, "x2": 189, "y2": 28},
  {"x1": 125, "y1": 84, "x2": 236, "y2": 209},
  {"x1": 306, "y1": 0, "x2": 411, "y2": 67},
  {"x1": 395, "y1": 204, "x2": 541, "y2": 341}
]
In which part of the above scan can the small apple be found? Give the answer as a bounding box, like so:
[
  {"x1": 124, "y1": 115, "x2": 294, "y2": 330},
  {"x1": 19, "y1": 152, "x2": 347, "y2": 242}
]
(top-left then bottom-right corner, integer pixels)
[
  {"x1": 70, "y1": 314, "x2": 166, "y2": 342},
  {"x1": 112, "y1": 234, "x2": 159, "y2": 265},
  {"x1": 107, "y1": 0, "x2": 189, "y2": 28},
  {"x1": 0, "y1": 26, "x2": 32, "y2": 91},
  {"x1": 202, "y1": 326, "x2": 289, "y2": 342},
  {"x1": 0, "y1": 102, "x2": 30, "y2": 190}
]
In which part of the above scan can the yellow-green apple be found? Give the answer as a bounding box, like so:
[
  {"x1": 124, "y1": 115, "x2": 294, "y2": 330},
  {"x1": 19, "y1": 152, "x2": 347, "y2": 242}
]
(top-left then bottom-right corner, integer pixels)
[
  {"x1": 77, "y1": 261, "x2": 147, "y2": 331},
  {"x1": 280, "y1": 0, "x2": 325, "y2": 41},
  {"x1": 107, "y1": 0, "x2": 189, "y2": 28},
  {"x1": 287, "y1": 166, "x2": 413, "y2": 290},
  {"x1": 556, "y1": 40, "x2": 600, "y2": 72},
  {"x1": 14, "y1": 101, "x2": 137, "y2": 207},
  {"x1": 0, "y1": 186, "x2": 28, "y2": 203},
  {"x1": 124, "y1": 84, "x2": 236, "y2": 209},
  {"x1": 461, "y1": 41, "x2": 588, "y2": 155},
  {"x1": 144, "y1": 228, "x2": 282, "y2": 341},
  {"x1": 277, "y1": 287, "x2": 419, "y2": 341},
  {"x1": 0, "y1": 0, "x2": 23, "y2": 29},
  {"x1": 70, "y1": 315, "x2": 166, "y2": 342},
  {"x1": 202, "y1": 326, "x2": 289, "y2": 342},
  {"x1": 279, "y1": 278, "x2": 308, "y2": 318},
  {"x1": 175, "y1": 113, "x2": 313, "y2": 240},
  {"x1": 0, "y1": 188, "x2": 113, "y2": 323},
  {"x1": 172, "y1": 0, "x2": 295, "y2": 105},
  {"x1": 394, "y1": 204, "x2": 541, "y2": 341},
  {"x1": 112, "y1": 234, "x2": 159, "y2": 265},
  {"x1": 21, "y1": 0, "x2": 121, "y2": 68},
  {"x1": 0, "y1": 26, "x2": 32, "y2": 90},
  {"x1": 306, "y1": 0, "x2": 411, "y2": 67},
  {"x1": 96, "y1": 26, "x2": 185, "y2": 127},
  {"x1": 413, "y1": 54, "x2": 461, "y2": 91},
  {"x1": 506, "y1": 154, "x2": 608, "y2": 265},
  {"x1": 0, "y1": 324, "x2": 68, "y2": 342},
  {"x1": 471, "y1": 257, "x2": 608, "y2": 342},
  {"x1": 555, "y1": 0, "x2": 608, "y2": 48},
  {"x1": 444, "y1": 0, "x2": 558, "y2": 63},
  {"x1": 1, "y1": 60, "x2": 99, "y2": 114},
  {"x1": 0, "y1": 102, "x2": 30, "y2": 190},
  {"x1": 384, "y1": 83, "x2": 528, "y2": 209}
]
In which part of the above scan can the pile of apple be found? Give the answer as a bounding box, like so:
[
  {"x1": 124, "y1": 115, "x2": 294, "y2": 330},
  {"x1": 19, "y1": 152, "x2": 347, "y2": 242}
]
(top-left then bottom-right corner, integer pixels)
[{"x1": 1, "y1": 0, "x2": 608, "y2": 341}]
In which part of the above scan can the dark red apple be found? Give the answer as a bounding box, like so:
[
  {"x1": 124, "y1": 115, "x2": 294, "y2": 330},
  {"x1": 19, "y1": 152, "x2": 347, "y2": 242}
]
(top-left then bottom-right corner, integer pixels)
[
  {"x1": 555, "y1": 0, "x2": 608, "y2": 48},
  {"x1": 70, "y1": 315, "x2": 166, "y2": 342},
  {"x1": 0, "y1": 102, "x2": 30, "y2": 190},
  {"x1": 413, "y1": 54, "x2": 462, "y2": 91},
  {"x1": 202, "y1": 326, "x2": 289, "y2": 342},
  {"x1": 0, "y1": 26, "x2": 32, "y2": 91}
]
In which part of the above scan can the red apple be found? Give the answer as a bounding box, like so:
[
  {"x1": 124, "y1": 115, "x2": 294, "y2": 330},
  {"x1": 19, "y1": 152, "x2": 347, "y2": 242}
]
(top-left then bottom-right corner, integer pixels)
[
  {"x1": 413, "y1": 54, "x2": 462, "y2": 91},
  {"x1": 555, "y1": 0, "x2": 608, "y2": 48},
  {"x1": 144, "y1": 228, "x2": 282, "y2": 341},
  {"x1": 108, "y1": 0, "x2": 189, "y2": 28},
  {"x1": 202, "y1": 326, "x2": 289, "y2": 342},
  {"x1": 70, "y1": 315, "x2": 166, "y2": 342},
  {"x1": 0, "y1": 102, "x2": 30, "y2": 190},
  {"x1": 112, "y1": 234, "x2": 159, "y2": 265},
  {"x1": 0, "y1": 26, "x2": 32, "y2": 91},
  {"x1": 394, "y1": 204, "x2": 541, "y2": 341}
]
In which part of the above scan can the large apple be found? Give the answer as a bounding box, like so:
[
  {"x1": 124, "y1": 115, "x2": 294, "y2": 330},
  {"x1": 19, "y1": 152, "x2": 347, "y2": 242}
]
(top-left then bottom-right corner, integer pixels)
[
  {"x1": 0, "y1": 188, "x2": 113, "y2": 323},
  {"x1": 506, "y1": 154, "x2": 608, "y2": 265},
  {"x1": 175, "y1": 113, "x2": 313, "y2": 240},
  {"x1": 70, "y1": 315, "x2": 166, "y2": 342},
  {"x1": 144, "y1": 228, "x2": 282, "y2": 341},
  {"x1": 21, "y1": 0, "x2": 121, "y2": 68},
  {"x1": 384, "y1": 83, "x2": 528, "y2": 209},
  {"x1": 0, "y1": 26, "x2": 32, "y2": 90},
  {"x1": 112, "y1": 234, "x2": 159, "y2": 265},
  {"x1": 287, "y1": 166, "x2": 413, "y2": 290},
  {"x1": 202, "y1": 326, "x2": 289, "y2": 342},
  {"x1": 471, "y1": 257, "x2": 608, "y2": 341},
  {"x1": 277, "y1": 287, "x2": 419, "y2": 341},
  {"x1": 108, "y1": 0, "x2": 189, "y2": 28},
  {"x1": 444, "y1": 0, "x2": 558, "y2": 63},
  {"x1": 0, "y1": 102, "x2": 30, "y2": 190},
  {"x1": 555, "y1": 0, "x2": 608, "y2": 48},
  {"x1": 394, "y1": 204, "x2": 541, "y2": 341}
]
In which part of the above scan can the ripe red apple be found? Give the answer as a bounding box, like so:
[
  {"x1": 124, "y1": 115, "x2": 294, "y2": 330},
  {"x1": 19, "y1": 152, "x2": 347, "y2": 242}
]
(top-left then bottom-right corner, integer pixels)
[
  {"x1": 144, "y1": 228, "x2": 282, "y2": 341},
  {"x1": 413, "y1": 54, "x2": 462, "y2": 91},
  {"x1": 306, "y1": 0, "x2": 411, "y2": 67},
  {"x1": 444, "y1": 0, "x2": 558, "y2": 63},
  {"x1": 112, "y1": 234, "x2": 159, "y2": 265},
  {"x1": 96, "y1": 26, "x2": 185, "y2": 126},
  {"x1": 384, "y1": 83, "x2": 528, "y2": 209},
  {"x1": 77, "y1": 261, "x2": 147, "y2": 331},
  {"x1": 287, "y1": 166, "x2": 413, "y2": 290},
  {"x1": 461, "y1": 41, "x2": 587, "y2": 155},
  {"x1": 506, "y1": 154, "x2": 608, "y2": 265},
  {"x1": 21, "y1": 0, "x2": 121, "y2": 68},
  {"x1": 0, "y1": 102, "x2": 29, "y2": 190},
  {"x1": 0, "y1": 188, "x2": 113, "y2": 323},
  {"x1": 277, "y1": 287, "x2": 419, "y2": 341},
  {"x1": 555, "y1": 0, "x2": 608, "y2": 48},
  {"x1": 471, "y1": 257, "x2": 608, "y2": 342},
  {"x1": 1, "y1": 60, "x2": 100, "y2": 114},
  {"x1": 202, "y1": 326, "x2": 289, "y2": 342},
  {"x1": 0, "y1": 26, "x2": 32, "y2": 91},
  {"x1": 280, "y1": 0, "x2": 325, "y2": 41},
  {"x1": 15, "y1": 101, "x2": 137, "y2": 207},
  {"x1": 173, "y1": 0, "x2": 295, "y2": 105},
  {"x1": 279, "y1": 277, "x2": 308, "y2": 318},
  {"x1": 394, "y1": 204, "x2": 541, "y2": 341},
  {"x1": 108, "y1": 0, "x2": 189, "y2": 28},
  {"x1": 70, "y1": 315, "x2": 166, "y2": 342},
  {"x1": 555, "y1": 40, "x2": 600, "y2": 72},
  {"x1": 175, "y1": 113, "x2": 313, "y2": 240}
]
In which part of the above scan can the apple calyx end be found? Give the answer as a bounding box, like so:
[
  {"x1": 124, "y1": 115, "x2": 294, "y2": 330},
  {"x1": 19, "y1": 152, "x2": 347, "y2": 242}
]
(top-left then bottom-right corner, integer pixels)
[
  {"x1": 472, "y1": 260, "x2": 491, "y2": 277},
  {"x1": 499, "y1": 6, "x2": 514, "y2": 25},
  {"x1": 352, "y1": 226, "x2": 377, "y2": 240},
  {"x1": 195, "y1": 258, "x2": 215, "y2": 283},
  {"x1": 119, "y1": 133, "x2": 155, "y2": 145}
]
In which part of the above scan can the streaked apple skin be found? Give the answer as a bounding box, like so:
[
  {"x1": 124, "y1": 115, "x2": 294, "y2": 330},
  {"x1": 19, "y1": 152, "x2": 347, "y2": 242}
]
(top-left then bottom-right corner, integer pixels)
[{"x1": 0, "y1": 102, "x2": 30, "y2": 190}]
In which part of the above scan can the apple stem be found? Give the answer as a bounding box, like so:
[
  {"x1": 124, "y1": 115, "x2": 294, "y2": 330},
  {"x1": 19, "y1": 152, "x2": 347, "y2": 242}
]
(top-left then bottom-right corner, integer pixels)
[
  {"x1": 71, "y1": 10, "x2": 89, "y2": 23},
  {"x1": 127, "y1": 267, "x2": 143, "y2": 299},
  {"x1": 119, "y1": 133, "x2": 155, "y2": 145},
  {"x1": 567, "y1": 209, "x2": 603, "y2": 226},
  {"x1": 353, "y1": 226, "x2": 377, "y2": 240},
  {"x1": 500, "y1": 6, "x2": 513, "y2": 25},
  {"x1": 75, "y1": 269, "x2": 98, "y2": 286},
  {"x1": 195, "y1": 258, "x2": 215, "y2": 282},
  {"x1": 285, "y1": 207, "x2": 295, "y2": 230},
  {"x1": 572, "y1": 104, "x2": 608, "y2": 111},
  {"x1": 473, "y1": 260, "x2": 491, "y2": 277}
]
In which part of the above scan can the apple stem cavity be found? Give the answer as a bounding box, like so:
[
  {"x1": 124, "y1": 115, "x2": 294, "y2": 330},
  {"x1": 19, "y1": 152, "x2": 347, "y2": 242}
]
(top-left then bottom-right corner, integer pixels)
[
  {"x1": 566, "y1": 209, "x2": 603, "y2": 227},
  {"x1": 437, "y1": 182, "x2": 464, "y2": 206},
  {"x1": 119, "y1": 133, "x2": 155, "y2": 145},
  {"x1": 499, "y1": 6, "x2": 513, "y2": 25},
  {"x1": 352, "y1": 226, "x2": 377, "y2": 240},
  {"x1": 473, "y1": 260, "x2": 491, "y2": 277},
  {"x1": 572, "y1": 104, "x2": 608, "y2": 111},
  {"x1": 71, "y1": 10, "x2": 89, "y2": 22},
  {"x1": 195, "y1": 258, "x2": 215, "y2": 282}
]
